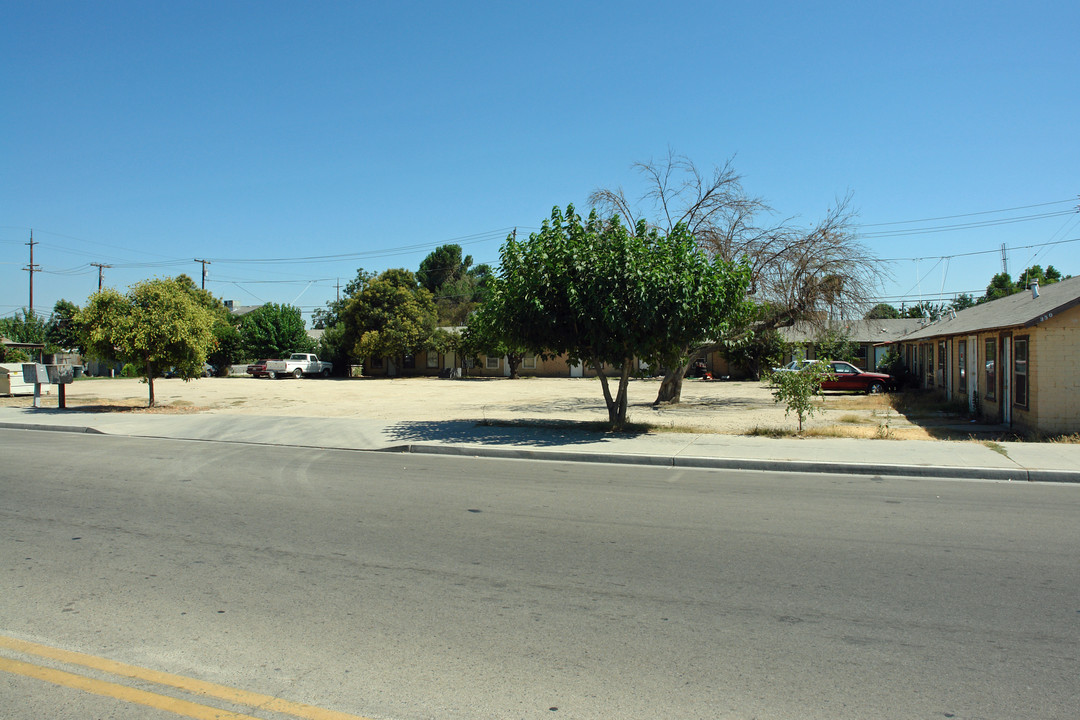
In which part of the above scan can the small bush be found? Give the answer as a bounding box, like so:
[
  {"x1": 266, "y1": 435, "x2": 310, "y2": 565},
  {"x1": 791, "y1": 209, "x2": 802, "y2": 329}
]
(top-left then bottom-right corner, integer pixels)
[
  {"x1": 1, "y1": 347, "x2": 31, "y2": 363},
  {"x1": 120, "y1": 363, "x2": 139, "y2": 377},
  {"x1": 768, "y1": 360, "x2": 835, "y2": 432}
]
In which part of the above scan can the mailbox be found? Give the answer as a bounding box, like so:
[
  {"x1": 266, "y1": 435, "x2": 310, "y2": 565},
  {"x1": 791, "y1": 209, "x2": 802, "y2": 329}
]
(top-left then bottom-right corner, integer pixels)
[
  {"x1": 22, "y1": 364, "x2": 48, "y2": 384},
  {"x1": 47, "y1": 364, "x2": 75, "y2": 384},
  {"x1": 20, "y1": 363, "x2": 75, "y2": 384}
]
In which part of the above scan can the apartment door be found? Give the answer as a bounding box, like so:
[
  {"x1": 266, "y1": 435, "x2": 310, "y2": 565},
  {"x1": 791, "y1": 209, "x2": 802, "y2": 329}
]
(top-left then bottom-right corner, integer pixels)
[{"x1": 1001, "y1": 335, "x2": 1012, "y2": 426}]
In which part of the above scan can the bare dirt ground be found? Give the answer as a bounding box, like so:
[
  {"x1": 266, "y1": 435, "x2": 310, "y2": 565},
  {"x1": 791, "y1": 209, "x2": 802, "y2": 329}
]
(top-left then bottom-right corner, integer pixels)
[{"x1": 1, "y1": 374, "x2": 949, "y2": 438}]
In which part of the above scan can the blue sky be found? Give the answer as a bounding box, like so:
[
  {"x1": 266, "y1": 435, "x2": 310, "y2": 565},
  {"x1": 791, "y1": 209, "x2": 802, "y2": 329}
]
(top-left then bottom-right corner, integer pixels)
[{"x1": 3, "y1": 1, "x2": 1078, "y2": 323}]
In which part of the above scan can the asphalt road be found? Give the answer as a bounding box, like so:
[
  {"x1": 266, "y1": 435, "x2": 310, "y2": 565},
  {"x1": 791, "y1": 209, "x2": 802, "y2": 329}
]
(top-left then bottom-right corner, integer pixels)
[{"x1": 2, "y1": 429, "x2": 1078, "y2": 719}]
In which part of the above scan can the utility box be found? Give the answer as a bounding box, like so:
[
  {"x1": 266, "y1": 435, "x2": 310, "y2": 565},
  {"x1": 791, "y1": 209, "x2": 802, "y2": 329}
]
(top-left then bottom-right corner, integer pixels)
[
  {"x1": 22, "y1": 364, "x2": 49, "y2": 384},
  {"x1": 1, "y1": 364, "x2": 48, "y2": 395}
]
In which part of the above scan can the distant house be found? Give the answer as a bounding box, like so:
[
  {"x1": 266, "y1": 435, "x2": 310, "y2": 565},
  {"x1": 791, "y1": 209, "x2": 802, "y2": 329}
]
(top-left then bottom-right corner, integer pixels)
[
  {"x1": 898, "y1": 275, "x2": 1080, "y2": 435},
  {"x1": 778, "y1": 319, "x2": 924, "y2": 370}
]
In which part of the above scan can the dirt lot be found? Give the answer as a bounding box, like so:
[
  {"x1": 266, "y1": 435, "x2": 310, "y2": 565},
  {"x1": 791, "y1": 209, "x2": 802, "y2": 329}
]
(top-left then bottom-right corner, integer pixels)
[{"x1": 1, "y1": 374, "x2": 945, "y2": 438}]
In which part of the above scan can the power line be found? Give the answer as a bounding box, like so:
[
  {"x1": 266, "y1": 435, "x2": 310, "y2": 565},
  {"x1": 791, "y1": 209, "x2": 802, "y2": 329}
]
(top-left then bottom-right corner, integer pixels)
[
  {"x1": 878, "y1": 236, "x2": 1080, "y2": 263},
  {"x1": 859, "y1": 209, "x2": 1077, "y2": 239},
  {"x1": 856, "y1": 197, "x2": 1078, "y2": 228}
]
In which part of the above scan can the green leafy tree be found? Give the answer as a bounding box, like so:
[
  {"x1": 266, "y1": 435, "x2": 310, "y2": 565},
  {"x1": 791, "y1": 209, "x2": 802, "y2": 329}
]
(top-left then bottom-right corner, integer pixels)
[
  {"x1": 341, "y1": 269, "x2": 437, "y2": 370},
  {"x1": 461, "y1": 307, "x2": 528, "y2": 379},
  {"x1": 982, "y1": 272, "x2": 1015, "y2": 302},
  {"x1": 768, "y1": 360, "x2": 834, "y2": 432},
  {"x1": 876, "y1": 348, "x2": 909, "y2": 385},
  {"x1": 0, "y1": 346, "x2": 31, "y2": 362},
  {"x1": 589, "y1": 152, "x2": 884, "y2": 404},
  {"x1": 417, "y1": 245, "x2": 493, "y2": 325},
  {"x1": 950, "y1": 293, "x2": 976, "y2": 311},
  {"x1": 903, "y1": 301, "x2": 945, "y2": 320},
  {"x1": 170, "y1": 275, "x2": 242, "y2": 374},
  {"x1": 814, "y1": 327, "x2": 857, "y2": 362},
  {"x1": 208, "y1": 322, "x2": 242, "y2": 375},
  {"x1": 315, "y1": 322, "x2": 350, "y2": 376},
  {"x1": 980, "y1": 265, "x2": 1067, "y2": 304},
  {"x1": 480, "y1": 205, "x2": 752, "y2": 428},
  {"x1": 417, "y1": 244, "x2": 472, "y2": 294},
  {"x1": 0, "y1": 308, "x2": 48, "y2": 345},
  {"x1": 240, "y1": 303, "x2": 313, "y2": 360},
  {"x1": 1017, "y1": 264, "x2": 1064, "y2": 290},
  {"x1": 718, "y1": 323, "x2": 789, "y2": 380},
  {"x1": 865, "y1": 303, "x2": 901, "y2": 319},
  {"x1": 45, "y1": 299, "x2": 82, "y2": 351},
  {"x1": 78, "y1": 278, "x2": 216, "y2": 407}
]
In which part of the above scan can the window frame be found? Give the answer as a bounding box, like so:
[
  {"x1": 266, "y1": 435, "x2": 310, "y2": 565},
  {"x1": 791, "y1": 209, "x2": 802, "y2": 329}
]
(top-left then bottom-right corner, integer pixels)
[
  {"x1": 984, "y1": 337, "x2": 997, "y2": 402},
  {"x1": 1013, "y1": 335, "x2": 1029, "y2": 409},
  {"x1": 485, "y1": 355, "x2": 500, "y2": 370}
]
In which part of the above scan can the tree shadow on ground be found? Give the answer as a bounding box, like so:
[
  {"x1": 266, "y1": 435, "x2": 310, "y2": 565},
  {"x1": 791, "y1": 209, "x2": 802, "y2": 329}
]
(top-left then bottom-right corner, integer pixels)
[{"x1": 384, "y1": 418, "x2": 649, "y2": 447}]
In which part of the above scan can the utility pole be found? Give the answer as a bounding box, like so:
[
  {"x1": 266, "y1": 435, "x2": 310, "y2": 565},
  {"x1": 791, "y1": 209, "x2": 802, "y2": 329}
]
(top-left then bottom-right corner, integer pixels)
[
  {"x1": 335, "y1": 278, "x2": 341, "y2": 303},
  {"x1": 90, "y1": 262, "x2": 111, "y2": 291},
  {"x1": 24, "y1": 230, "x2": 40, "y2": 314},
  {"x1": 194, "y1": 259, "x2": 211, "y2": 290},
  {"x1": 1001, "y1": 243, "x2": 1008, "y2": 276}
]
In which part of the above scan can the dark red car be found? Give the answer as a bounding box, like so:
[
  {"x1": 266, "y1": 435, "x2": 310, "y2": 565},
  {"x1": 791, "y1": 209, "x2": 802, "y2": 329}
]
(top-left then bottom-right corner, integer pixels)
[
  {"x1": 246, "y1": 359, "x2": 273, "y2": 378},
  {"x1": 821, "y1": 360, "x2": 892, "y2": 394}
]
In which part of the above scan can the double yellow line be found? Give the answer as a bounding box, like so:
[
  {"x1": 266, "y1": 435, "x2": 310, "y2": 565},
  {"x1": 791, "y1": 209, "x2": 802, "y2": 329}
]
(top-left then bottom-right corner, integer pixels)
[{"x1": 0, "y1": 634, "x2": 373, "y2": 720}]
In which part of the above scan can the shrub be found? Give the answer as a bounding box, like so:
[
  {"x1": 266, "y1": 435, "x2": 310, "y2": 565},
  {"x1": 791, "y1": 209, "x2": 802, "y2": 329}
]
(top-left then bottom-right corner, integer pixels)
[{"x1": 768, "y1": 360, "x2": 835, "y2": 432}]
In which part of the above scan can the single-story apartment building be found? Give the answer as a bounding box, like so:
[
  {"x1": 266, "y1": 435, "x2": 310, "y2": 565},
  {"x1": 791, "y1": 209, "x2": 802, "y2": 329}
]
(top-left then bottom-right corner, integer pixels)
[
  {"x1": 778, "y1": 319, "x2": 924, "y2": 370},
  {"x1": 897, "y1": 275, "x2": 1080, "y2": 436}
]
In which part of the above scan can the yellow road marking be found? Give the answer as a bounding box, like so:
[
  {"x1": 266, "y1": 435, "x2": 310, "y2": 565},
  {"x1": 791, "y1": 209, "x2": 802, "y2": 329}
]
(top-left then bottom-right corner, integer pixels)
[
  {"x1": 0, "y1": 656, "x2": 262, "y2": 720},
  {"x1": 0, "y1": 634, "x2": 373, "y2": 720}
]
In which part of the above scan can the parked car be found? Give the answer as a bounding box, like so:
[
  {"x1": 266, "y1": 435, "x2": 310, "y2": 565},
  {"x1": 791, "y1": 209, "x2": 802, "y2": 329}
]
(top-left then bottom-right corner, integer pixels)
[
  {"x1": 771, "y1": 359, "x2": 891, "y2": 394},
  {"x1": 772, "y1": 359, "x2": 816, "y2": 373},
  {"x1": 821, "y1": 360, "x2": 891, "y2": 394},
  {"x1": 246, "y1": 359, "x2": 273, "y2": 378},
  {"x1": 265, "y1": 353, "x2": 333, "y2": 379},
  {"x1": 163, "y1": 363, "x2": 215, "y2": 379}
]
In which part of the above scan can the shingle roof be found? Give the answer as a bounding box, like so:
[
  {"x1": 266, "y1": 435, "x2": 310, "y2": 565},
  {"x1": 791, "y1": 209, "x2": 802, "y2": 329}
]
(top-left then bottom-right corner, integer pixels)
[
  {"x1": 779, "y1": 318, "x2": 923, "y2": 343},
  {"x1": 902, "y1": 275, "x2": 1080, "y2": 341}
]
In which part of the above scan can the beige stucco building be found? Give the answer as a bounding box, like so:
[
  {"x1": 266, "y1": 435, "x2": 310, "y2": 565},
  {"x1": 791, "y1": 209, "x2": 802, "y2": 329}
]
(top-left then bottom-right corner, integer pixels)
[{"x1": 898, "y1": 275, "x2": 1080, "y2": 436}]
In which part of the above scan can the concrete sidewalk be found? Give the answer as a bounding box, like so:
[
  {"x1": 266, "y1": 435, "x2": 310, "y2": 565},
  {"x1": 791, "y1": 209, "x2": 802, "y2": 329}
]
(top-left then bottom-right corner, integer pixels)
[{"x1": 1, "y1": 406, "x2": 1077, "y2": 483}]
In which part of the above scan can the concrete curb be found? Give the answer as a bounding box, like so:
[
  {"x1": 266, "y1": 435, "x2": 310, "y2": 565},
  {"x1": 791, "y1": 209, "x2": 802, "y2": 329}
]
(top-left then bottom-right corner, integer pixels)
[
  {"x1": 389, "y1": 443, "x2": 1080, "y2": 483},
  {"x1": 5, "y1": 422, "x2": 1078, "y2": 484},
  {"x1": 0, "y1": 422, "x2": 104, "y2": 435}
]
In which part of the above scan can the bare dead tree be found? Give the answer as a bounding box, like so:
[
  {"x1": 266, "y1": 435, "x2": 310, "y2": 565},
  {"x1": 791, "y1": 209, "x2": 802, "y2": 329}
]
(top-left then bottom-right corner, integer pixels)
[{"x1": 589, "y1": 151, "x2": 886, "y2": 403}]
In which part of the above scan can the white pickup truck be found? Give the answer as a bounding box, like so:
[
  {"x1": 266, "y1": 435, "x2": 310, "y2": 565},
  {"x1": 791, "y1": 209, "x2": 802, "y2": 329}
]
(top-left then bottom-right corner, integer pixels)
[{"x1": 265, "y1": 353, "x2": 333, "y2": 379}]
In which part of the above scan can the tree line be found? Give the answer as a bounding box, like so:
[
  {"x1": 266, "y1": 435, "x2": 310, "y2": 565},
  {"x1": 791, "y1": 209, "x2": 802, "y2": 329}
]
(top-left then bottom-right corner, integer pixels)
[{"x1": 6, "y1": 152, "x2": 946, "y2": 424}]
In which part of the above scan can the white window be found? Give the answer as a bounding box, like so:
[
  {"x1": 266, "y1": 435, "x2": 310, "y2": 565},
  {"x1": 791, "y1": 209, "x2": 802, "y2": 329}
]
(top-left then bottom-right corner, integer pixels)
[
  {"x1": 485, "y1": 356, "x2": 500, "y2": 370},
  {"x1": 426, "y1": 350, "x2": 439, "y2": 368},
  {"x1": 523, "y1": 355, "x2": 536, "y2": 369}
]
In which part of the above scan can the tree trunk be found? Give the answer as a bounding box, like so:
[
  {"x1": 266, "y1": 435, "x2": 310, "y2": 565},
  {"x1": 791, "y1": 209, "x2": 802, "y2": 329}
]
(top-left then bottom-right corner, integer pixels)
[
  {"x1": 146, "y1": 359, "x2": 156, "y2": 408},
  {"x1": 507, "y1": 352, "x2": 522, "y2": 379},
  {"x1": 654, "y1": 359, "x2": 692, "y2": 405},
  {"x1": 595, "y1": 358, "x2": 633, "y2": 428}
]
